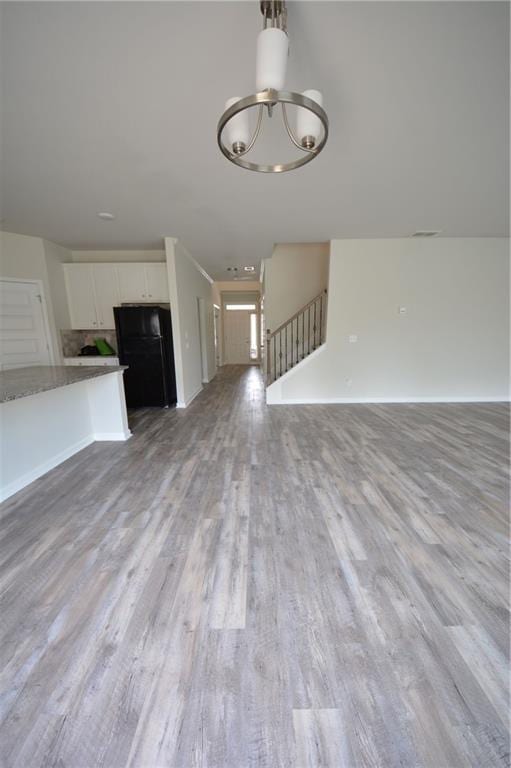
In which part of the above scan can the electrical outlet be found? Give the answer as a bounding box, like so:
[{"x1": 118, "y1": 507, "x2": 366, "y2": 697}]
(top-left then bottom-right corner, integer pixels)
[{"x1": 398, "y1": 306, "x2": 407, "y2": 315}]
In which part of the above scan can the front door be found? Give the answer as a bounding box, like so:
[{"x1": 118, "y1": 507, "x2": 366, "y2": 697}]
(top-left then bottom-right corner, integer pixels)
[
  {"x1": 0, "y1": 280, "x2": 52, "y2": 369},
  {"x1": 223, "y1": 308, "x2": 251, "y2": 364}
]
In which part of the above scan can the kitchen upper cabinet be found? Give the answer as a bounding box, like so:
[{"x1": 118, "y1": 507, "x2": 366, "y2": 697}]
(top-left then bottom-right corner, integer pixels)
[
  {"x1": 117, "y1": 263, "x2": 169, "y2": 302},
  {"x1": 118, "y1": 264, "x2": 147, "y2": 302},
  {"x1": 145, "y1": 264, "x2": 169, "y2": 301},
  {"x1": 92, "y1": 264, "x2": 120, "y2": 329},
  {"x1": 64, "y1": 264, "x2": 119, "y2": 330},
  {"x1": 64, "y1": 264, "x2": 97, "y2": 329},
  {"x1": 65, "y1": 262, "x2": 169, "y2": 330}
]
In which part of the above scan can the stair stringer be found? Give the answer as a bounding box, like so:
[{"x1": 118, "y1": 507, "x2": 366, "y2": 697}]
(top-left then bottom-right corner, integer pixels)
[{"x1": 266, "y1": 343, "x2": 326, "y2": 404}]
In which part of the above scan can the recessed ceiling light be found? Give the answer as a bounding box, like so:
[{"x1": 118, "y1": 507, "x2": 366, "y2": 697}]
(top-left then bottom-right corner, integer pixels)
[
  {"x1": 243, "y1": 265, "x2": 255, "y2": 272},
  {"x1": 98, "y1": 212, "x2": 115, "y2": 220}
]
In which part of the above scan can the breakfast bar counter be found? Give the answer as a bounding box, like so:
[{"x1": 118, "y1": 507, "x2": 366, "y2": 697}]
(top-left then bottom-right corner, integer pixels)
[{"x1": 0, "y1": 365, "x2": 131, "y2": 502}]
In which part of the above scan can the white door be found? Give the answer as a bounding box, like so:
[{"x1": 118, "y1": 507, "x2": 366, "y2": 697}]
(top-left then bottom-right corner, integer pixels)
[
  {"x1": 223, "y1": 309, "x2": 251, "y2": 364},
  {"x1": 145, "y1": 264, "x2": 169, "y2": 301},
  {"x1": 0, "y1": 280, "x2": 52, "y2": 369},
  {"x1": 64, "y1": 264, "x2": 97, "y2": 328},
  {"x1": 92, "y1": 264, "x2": 120, "y2": 329},
  {"x1": 117, "y1": 264, "x2": 147, "y2": 301}
]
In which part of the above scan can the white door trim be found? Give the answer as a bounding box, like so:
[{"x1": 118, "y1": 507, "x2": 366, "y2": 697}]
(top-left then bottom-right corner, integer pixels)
[{"x1": 0, "y1": 277, "x2": 57, "y2": 365}]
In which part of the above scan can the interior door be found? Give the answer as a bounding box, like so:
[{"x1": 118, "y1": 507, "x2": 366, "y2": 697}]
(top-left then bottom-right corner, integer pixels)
[
  {"x1": 223, "y1": 309, "x2": 251, "y2": 364},
  {"x1": 0, "y1": 280, "x2": 52, "y2": 369},
  {"x1": 92, "y1": 264, "x2": 120, "y2": 329}
]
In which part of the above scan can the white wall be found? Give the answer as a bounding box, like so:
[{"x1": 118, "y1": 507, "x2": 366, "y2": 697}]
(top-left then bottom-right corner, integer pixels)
[
  {"x1": 165, "y1": 238, "x2": 216, "y2": 407},
  {"x1": 263, "y1": 243, "x2": 330, "y2": 332},
  {"x1": 268, "y1": 238, "x2": 510, "y2": 404},
  {"x1": 0, "y1": 231, "x2": 72, "y2": 362},
  {"x1": 72, "y1": 249, "x2": 165, "y2": 263}
]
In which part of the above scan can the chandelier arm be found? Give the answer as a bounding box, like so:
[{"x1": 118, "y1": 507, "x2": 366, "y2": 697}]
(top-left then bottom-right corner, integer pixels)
[
  {"x1": 234, "y1": 105, "x2": 264, "y2": 158},
  {"x1": 281, "y1": 103, "x2": 316, "y2": 154},
  {"x1": 217, "y1": 90, "x2": 328, "y2": 172}
]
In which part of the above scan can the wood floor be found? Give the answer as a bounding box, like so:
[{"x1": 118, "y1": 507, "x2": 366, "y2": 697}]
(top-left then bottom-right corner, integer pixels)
[{"x1": 0, "y1": 365, "x2": 509, "y2": 767}]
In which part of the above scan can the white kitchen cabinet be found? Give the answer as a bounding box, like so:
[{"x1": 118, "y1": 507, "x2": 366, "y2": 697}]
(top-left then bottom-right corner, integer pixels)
[
  {"x1": 117, "y1": 264, "x2": 147, "y2": 302},
  {"x1": 64, "y1": 264, "x2": 120, "y2": 330},
  {"x1": 145, "y1": 263, "x2": 169, "y2": 301},
  {"x1": 117, "y1": 263, "x2": 169, "y2": 302},
  {"x1": 65, "y1": 262, "x2": 169, "y2": 330},
  {"x1": 64, "y1": 264, "x2": 97, "y2": 329},
  {"x1": 92, "y1": 264, "x2": 120, "y2": 329}
]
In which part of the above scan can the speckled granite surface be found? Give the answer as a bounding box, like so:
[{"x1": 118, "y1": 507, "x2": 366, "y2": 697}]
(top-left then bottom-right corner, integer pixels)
[{"x1": 0, "y1": 365, "x2": 126, "y2": 403}]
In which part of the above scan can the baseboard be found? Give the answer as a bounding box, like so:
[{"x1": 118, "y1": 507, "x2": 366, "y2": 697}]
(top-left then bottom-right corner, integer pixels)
[
  {"x1": 267, "y1": 395, "x2": 510, "y2": 405},
  {"x1": 0, "y1": 435, "x2": 95, "y2": 503},
  {"x1": 93, "y1": 430, "x2": 132, "y2": 441},
  {"x1": 176, "y1": 384, "x2": 203, "y2": 409}
]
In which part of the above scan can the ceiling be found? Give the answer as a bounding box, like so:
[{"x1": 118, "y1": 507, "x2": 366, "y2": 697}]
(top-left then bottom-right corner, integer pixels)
[{"x1": 0, "y1": 1, "x2": 508, "y2": 279}]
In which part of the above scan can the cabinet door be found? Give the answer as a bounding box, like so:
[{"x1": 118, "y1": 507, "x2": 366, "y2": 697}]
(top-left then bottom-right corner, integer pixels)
[
  {"x1": 117, "y1": 264, "x2": 147, "y2": 301},
  {"x1": 64, "y1": 264, "x2": 97, "y2": 329},
  {"x1": 145, "y1": 264, "x2": 169, "y2": 301},
  {"x1": 92, "y1": 264, "x2": 120, "y2": 329}
]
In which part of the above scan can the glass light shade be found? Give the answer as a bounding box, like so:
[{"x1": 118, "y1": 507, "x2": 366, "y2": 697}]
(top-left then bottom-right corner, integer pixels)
[
  {"x1": 256, "y1": 27, "x2": 288, "y2": 91},
  {"x1": 224, "y1": 97, "x2": 250, "y2": 150},
  {"x1": 297, "y1": 89, "x2": 323, "y2": 144}
]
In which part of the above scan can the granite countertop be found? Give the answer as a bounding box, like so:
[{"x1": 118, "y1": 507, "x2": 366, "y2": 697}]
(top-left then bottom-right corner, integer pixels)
[{"x1": 0, "y1": 365, "x2": 127, "y2": 404}]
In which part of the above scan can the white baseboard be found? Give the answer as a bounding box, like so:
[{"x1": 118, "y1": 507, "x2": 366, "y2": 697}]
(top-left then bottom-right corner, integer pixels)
[
  {"x1": 0, "y1": 435, "x2": 95, "y2": 503},
  {"x1": 267, "y1": 395, "x2": 510, "y2": 405},
  {"x1": 176, "y1": 384, "x2": 203, "y2": 409},
  {"x1": 94, "y1": 430, "x2": 132, "y2": 441}
]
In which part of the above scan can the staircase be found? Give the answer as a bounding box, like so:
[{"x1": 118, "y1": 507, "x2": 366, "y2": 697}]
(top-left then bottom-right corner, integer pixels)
[{"x1": 266, "y1": 289, "x2": 327, "y2": 385}]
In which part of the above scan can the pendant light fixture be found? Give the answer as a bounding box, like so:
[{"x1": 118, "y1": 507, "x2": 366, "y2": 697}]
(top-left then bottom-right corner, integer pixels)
[{"x1": 217, "y1": 0, "x2": 329, "y2": 173}]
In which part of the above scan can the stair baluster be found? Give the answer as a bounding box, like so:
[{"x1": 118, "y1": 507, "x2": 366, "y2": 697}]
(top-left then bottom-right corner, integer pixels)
[{"x1": 265, "y1": 289, "x2": 327, "y2": 385}]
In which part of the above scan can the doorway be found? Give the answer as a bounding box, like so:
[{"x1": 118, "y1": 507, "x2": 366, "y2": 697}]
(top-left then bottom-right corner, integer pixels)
[
  {"x1": 197, "y1": 297, "x2": 209, "y2": 383},
  {"x1": 222, "y1": 300, "x2": 260, "y2": 364}
]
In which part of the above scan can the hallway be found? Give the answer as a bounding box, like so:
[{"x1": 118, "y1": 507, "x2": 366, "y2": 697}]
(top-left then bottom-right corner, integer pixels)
[{"x1": 0, "y1": 365, "x2": 509, "y2": 766}]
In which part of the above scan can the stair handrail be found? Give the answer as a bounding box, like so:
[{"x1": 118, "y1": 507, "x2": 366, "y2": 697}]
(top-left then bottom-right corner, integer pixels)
[{"x1": 266, "y1": 289, "x2": 327, "y2": 384}]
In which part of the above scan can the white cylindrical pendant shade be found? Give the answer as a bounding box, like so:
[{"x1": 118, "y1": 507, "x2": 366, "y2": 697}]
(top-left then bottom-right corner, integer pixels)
[
  {"x1": 224, "y1": 97, "x2": 250, "y2": 149},
  {"x1": 297, "y1": 89, "x2": 323, "y2": 144},
  {"x1": 256, "y1": 27, "x2": 288, "y2": 91}
]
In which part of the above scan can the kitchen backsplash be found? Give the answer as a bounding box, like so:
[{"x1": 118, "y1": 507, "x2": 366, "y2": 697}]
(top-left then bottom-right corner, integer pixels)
[{"x1": 60, "y1": 329, "x2": 118, "y2": 357}]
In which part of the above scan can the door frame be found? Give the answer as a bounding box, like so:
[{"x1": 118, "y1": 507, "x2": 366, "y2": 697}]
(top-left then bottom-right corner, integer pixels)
[
  {"x1": 0, "y1": 277, "x2": 57, "y2": 365},
  {"x1": 221, "y1": 294, "x2": 261, "y2": 365},
  {"x1": 197, "y1": 297, "x2": 210, "y2": 383}
]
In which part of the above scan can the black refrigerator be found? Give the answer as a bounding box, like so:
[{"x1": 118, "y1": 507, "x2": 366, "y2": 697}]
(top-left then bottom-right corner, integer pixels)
[{"x1": 114, "y1": 306, "x2": 177, "y2": 408}]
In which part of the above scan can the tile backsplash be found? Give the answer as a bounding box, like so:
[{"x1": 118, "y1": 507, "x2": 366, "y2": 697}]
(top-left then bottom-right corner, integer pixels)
[{"x1": 60, "y1": 329, "x2": 118, "y2": 358}]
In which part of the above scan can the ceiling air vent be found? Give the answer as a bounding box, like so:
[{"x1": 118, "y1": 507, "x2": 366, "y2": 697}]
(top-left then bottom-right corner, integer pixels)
[{"x1": 411, "y1": 230, "x2": 441, "y2": 238}]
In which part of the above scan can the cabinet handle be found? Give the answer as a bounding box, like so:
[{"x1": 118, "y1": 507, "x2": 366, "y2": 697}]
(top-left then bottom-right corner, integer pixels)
[
  {"x1": 92, "y1": 321, "x2": 97, "y2": 326},
  {"x1": 148, "y1": 294, "x2": 152, "y2": 297},
  {"x1": 142, "y1": 294, "x2": 146, "y2": 298}
]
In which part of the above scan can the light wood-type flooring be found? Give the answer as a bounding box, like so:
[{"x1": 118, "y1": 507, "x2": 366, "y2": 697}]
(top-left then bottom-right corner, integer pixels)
[{"x1": 1, "y1": 365, "x2": 509, "y2": 767}]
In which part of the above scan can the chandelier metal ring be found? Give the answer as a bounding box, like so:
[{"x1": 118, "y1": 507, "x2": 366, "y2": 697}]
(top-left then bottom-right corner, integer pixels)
[{"x1": 217, "y1": 89, "x2": 329, "y2": 173}]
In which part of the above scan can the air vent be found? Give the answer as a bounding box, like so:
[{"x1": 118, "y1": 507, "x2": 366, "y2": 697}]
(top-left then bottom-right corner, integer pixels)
[{"x1": 411, "y1": 230, "x2": 441, "y2": 238}]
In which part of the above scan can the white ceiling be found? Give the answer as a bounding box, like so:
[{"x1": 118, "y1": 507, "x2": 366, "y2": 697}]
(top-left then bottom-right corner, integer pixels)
[{"x1": 0, "y1": 1, "x2": 508, "y2": 279}]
